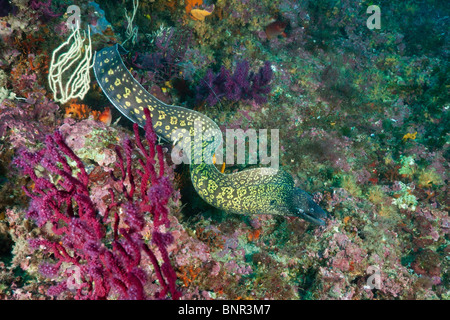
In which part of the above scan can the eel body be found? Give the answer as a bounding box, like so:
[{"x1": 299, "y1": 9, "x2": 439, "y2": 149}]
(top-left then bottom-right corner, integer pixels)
[{"x1": 93, "y1": 44, "x2": 327, "y2": 225}]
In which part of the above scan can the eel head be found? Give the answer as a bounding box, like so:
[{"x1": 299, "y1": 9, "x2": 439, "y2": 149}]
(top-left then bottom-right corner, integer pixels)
[{"x1": 291, "y1": 188, "x2": 328, "y2": 225}]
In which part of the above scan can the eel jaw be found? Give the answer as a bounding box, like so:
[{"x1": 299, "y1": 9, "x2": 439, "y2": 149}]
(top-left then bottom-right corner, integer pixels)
[
  {"x1": 292, "y1": 188, "x2": 329, "y2": 226},
  {"x1": 295, "y1": 206, "x2": 328, "y2": 226}
]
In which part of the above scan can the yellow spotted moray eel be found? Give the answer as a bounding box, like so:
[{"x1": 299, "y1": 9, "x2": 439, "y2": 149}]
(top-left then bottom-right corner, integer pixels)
[{"x1": 93, "y1": 44, "x2": 328, "y2": 225}]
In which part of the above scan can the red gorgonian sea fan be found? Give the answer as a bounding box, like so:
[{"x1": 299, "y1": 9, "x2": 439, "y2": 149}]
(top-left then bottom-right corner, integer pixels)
[{"x1": 14, "y1": 108, "x2": 180, "y2": 300}]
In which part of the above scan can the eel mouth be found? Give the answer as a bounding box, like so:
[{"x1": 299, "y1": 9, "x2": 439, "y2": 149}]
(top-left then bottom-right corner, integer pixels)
[
  {"x1": 296, "y1": 206, "x2": 328, "y2": 226},
  {"x1": 291, "y1": 188, "x2": 329, "y2": 226}
]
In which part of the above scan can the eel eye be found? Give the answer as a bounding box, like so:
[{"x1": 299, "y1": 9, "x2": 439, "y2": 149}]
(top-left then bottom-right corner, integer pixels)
[{"x1": 270, "y1": 200, "x2": 277, "y2": 206}]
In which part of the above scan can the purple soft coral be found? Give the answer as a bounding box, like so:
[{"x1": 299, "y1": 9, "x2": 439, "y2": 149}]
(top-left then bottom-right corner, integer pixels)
[
  {"x1": 132, "y1": 28, "x2": 191, "y2": 86},
  {"x1": 196, "y1": 60, "x2": 273, "y2": 106},
  {"x1": 14, "y1": 108, "x2": 180, "y2": 300},
  {"x1": 30, "y1": 0, "x2": 62, "y2": 18}
]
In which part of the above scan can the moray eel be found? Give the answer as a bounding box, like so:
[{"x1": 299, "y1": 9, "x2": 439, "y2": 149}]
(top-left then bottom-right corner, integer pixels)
[{"x1": 93, "y1": 44, "x2": 328, "y2": 225}]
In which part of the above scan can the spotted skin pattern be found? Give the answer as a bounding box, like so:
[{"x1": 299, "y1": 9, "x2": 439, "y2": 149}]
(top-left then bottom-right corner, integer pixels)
[{"x1": 93, "y1": 45, "x2": 327, "y2": 223}]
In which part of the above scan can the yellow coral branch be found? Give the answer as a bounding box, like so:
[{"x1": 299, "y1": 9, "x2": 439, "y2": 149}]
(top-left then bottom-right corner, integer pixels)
[{"x1": 402, "y1": 132, "x2": 417, "y2": 141}]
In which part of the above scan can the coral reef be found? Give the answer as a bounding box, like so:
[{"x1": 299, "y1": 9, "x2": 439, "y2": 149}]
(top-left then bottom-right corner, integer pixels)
[
  {"x1": 14, "y1": 108, "x2": 180, "y2": 299},
  {"x1": 0, "y1": 0, "x2": 448, "y2": 301}
]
